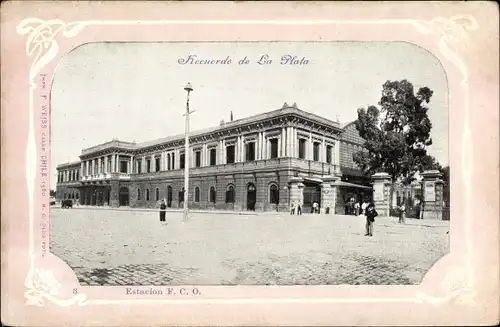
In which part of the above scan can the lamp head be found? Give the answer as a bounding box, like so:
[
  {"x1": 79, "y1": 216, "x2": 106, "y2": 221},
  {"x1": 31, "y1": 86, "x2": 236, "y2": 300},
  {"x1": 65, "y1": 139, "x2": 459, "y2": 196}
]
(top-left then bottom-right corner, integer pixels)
[{"x1": 184, "y1": 82, "x2": 193, "y2": 92}]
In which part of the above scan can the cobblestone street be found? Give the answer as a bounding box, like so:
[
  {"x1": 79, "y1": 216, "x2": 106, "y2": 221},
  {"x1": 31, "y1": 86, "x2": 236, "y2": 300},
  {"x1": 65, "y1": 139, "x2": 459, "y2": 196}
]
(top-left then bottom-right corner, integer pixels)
[{"x1": 50, "y1": 208, "x2": 449, "y2": 286}]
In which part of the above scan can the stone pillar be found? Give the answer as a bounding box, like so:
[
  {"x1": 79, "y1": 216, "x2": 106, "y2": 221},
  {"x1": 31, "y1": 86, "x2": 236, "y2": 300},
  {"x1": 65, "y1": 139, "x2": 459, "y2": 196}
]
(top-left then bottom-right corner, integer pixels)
[
  {"x1": 241, "y1": 137, "x2": 245, "y2": 162},
  {"x1": 160, "y1": 152, "x2": 165, "y2": 171},
  {"x1": 97, "y1": 157, "x2": 101, "y2": 174},
  {"x1": 103, "y1": 156, "x2": 108, "y2": 174},
  {"x1": 334, "y1": 140, "x2": 341, "y2": 174},
  {"x1": 222, "y1": 140, "x2": 226, "y2": 164},
  {"x1": 80, "y1": 162, "x2": 84, "y2": 179},
  {"x1": 308, "y1": 133, "x2": 313, "y2": 160},
  {"x1": 151, "y1": 154, "x2": 156, "y2": 172},
  {"x1": 372, "y1": 172, "x2": 392, "y2": 216},
  {"x1": 174, "y1": 150, "x2": 179, "y2": 169},
  {"x1": 256, "y1": 132, "x2": 261, "y2": 160},
  {"x1": 420, "y1": 170, "x2": 444, "y2": 220},
  {"x1": 262, "y1": 132, "x2": 267, "y2": 159},
  {"x1": 111, "y1": 155, "x2": 116, "y2": 173},
  {"x1": 320, "y1": 176, "x2": 339, "y2": 213},
  {"x1": 267, "y1": 138, "x2": 271, "y2": 159},
  {"x1": 235, "y1": 136, "x2": 240, "y2": 162},
  {"x1": 292, "y1": 127, "x2": 297, "y2": 158},
  {"x1": 288, "y1": 177, "x2": 304, "y2": 208},
  {"x1": 278, "y1": 134, "x2": 282, "y2": 157}
]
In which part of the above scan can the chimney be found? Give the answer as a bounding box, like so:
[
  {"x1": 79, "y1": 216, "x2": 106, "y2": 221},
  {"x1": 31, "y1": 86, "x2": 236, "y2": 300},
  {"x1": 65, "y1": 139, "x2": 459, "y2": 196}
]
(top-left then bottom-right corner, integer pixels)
[{"x1": 230, "y1": 111, "x2": 234, "y2": 122}]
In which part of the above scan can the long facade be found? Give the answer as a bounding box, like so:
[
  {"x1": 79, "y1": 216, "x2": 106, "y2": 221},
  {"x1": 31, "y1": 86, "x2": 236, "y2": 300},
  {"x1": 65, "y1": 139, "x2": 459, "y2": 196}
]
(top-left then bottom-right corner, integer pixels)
[{"x1": 56, "y1": 104, "x2": 372, "y2": 213}]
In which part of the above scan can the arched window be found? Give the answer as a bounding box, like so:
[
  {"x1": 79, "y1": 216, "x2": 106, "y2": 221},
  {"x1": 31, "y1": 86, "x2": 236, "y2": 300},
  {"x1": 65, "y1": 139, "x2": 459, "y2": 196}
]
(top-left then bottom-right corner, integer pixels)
[
  {"x1": 155, "y1": 188, "x2": 159, "y2": 201},
  {"x1": 146, "y1": 189, "x2": 150, "y2": 201},
  {"x1": 137, "y1": 189, "x2": 141, "y2": 200},
  {"x1": 269, "y1": 184, "x2": 279, "y2": 204},
  {"x1": 209, "y1": 186, "x2": 216, "y2": 203},
  {"x1": 225, "y1": 184, "x2": 235, "y2": 203},
  {"x1": 194, "y1": 187, "x2": 200, "y2": 203}
]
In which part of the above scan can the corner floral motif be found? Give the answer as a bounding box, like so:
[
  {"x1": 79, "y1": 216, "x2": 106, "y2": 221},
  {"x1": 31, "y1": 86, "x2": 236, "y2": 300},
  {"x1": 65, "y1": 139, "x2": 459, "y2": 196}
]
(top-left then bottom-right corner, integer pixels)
[
  {"x1": 16, "y1": 18, "x2": 88, "y2": 81},
  {"x1": 25, "y1": 268, "x2": 88, "y2": 307},
  {"x1": 412, "y1": 15, "x2": 479, "y2": 82}
]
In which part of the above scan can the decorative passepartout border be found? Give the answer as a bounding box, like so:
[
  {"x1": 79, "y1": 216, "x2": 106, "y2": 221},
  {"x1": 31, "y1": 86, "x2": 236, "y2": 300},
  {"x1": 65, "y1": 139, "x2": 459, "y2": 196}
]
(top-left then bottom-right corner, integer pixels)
[{"x1": 17, "y1": 16, "x2": 477, "y2": 307}]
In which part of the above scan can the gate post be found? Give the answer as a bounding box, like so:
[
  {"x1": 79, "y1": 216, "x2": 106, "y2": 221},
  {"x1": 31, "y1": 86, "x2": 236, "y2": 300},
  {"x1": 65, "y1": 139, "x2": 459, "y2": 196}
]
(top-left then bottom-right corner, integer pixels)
[
  {"x1": 288, "y1": 177, "x2": 304, "y2": 210},
  {"x1": 109, "y1": 180, "x2": 120, "y2": 208},
  {"x1": 321, "y1": 176, "x2": 339, "y2": 214},
  {"x1": 371, "y1": 172, "x2": 392, "y2": 216},
  {"x1": 420, "y1": 170, "x2": 444, "y2": 220}
]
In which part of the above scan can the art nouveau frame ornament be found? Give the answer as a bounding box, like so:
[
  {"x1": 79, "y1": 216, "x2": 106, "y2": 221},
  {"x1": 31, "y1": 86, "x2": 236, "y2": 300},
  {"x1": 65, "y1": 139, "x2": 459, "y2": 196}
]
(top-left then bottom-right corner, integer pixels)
[{"x1": 3, "y1": 2, "x2": 498, "y2": 326}]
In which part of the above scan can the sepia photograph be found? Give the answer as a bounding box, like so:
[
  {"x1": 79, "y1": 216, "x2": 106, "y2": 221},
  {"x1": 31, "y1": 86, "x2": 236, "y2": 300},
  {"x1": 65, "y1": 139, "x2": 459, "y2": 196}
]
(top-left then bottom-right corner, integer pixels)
[
  {"x1": 2, "y1": 1, "x2": 498, "y2": 326},
  {"x1": 51, "y1": 41, "x2": 450, "y2": 287}
]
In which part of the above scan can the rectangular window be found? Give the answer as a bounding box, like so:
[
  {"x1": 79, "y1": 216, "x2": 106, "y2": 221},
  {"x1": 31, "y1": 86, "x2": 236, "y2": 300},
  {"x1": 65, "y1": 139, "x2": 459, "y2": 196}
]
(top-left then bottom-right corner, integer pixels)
[
  {"x1": 313, "y1": 142, "x2": 320, "y2": 161},
  {"x1": 167, "y1": 155, "x2": 171, "y2": 170},
  {"x1": 226, "y1": 145, "x2": 235, "y2": 164},
  {"x1": 120, "y1": 161, "x2": 128, "y2": 173},
  {"x1": 245, "y1": 142, "x2": 255, "y2": 161},
  {"x1": 172, "y1": 154, "x2": 175, "y2": 170},
  {"x1": 155, "y1": 157, "x2": 160, "y2": 172},
  {"x1": 210, "y1": 148, "x2": 216, "y2": 166},
  {"x1": 180, "y1": 153, "x2": 185, "y2": 169},
  {"x1": 326, "y1": 145, "x2": 333, "y2": 164},
  {"x1": 136, "y1": 161, "x2": 142, "y2": 174},
  {"x1": 195, "y1": 151, "x2": 201, "y2": 167},
  {"x1": 270, "y1": 139, "x2": 278, "y2": 159},
  {"x1": 299, "y1": 139, "x2": 306, "y2": 159},
  {"x1": 147, "y1": 159, "x2": 151, "y2": 172}
]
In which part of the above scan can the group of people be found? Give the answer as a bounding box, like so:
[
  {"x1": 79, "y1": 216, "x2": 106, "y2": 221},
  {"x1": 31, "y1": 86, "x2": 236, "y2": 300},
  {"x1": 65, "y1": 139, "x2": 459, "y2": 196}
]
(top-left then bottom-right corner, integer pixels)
[
  {"x1": 345, "y1": 197, "x2": 373, "y2": 216},
  {"x1": 289, "y1": 202, "x2": 303, "y2": 215}
]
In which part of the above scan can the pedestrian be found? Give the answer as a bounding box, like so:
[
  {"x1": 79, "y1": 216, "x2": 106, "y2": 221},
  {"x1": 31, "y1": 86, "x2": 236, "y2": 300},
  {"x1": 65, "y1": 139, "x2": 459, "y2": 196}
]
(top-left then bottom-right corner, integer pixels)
[
  {"x1": 354, "y1": 201, "x2": 360, "y2": 216},
  {"x1": 365, "y1": 203, "x2": 378, "y2": 237},
  {"x1": 159, "y1": 199, "x2": 167, "y2": 225},
  {"x1": 398, "y1": 202, "x2": 406, "y2": 224},
  {"x1": 361, "y1": 200, "x2": 368, "y2": 216},
  {"x1": 290, "y1": 202, "x2": 296, "y2": 215},
  {"x1": 297, "y1": 202, "x2": 302, "y2": 215}
]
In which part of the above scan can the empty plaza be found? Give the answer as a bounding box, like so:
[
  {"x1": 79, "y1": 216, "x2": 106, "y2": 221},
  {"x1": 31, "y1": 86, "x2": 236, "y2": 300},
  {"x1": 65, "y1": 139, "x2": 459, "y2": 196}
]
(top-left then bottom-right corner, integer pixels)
[{"x1": 50, "y1": 208, "x2": 449, "y2": 286}]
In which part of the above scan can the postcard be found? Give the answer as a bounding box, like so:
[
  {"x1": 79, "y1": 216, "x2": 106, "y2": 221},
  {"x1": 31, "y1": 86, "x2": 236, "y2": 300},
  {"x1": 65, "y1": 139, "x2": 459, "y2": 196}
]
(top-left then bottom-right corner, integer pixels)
[{"x1": 1, "y1": 1, "x2": 499, "y2": 326}]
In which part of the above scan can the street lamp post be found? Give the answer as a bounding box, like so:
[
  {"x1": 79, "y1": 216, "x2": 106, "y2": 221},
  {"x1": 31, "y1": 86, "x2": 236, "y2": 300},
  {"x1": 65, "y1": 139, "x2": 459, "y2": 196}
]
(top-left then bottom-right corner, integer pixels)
[{"x1": 183, "y1": 82, "x2": 194, "y2": 222}]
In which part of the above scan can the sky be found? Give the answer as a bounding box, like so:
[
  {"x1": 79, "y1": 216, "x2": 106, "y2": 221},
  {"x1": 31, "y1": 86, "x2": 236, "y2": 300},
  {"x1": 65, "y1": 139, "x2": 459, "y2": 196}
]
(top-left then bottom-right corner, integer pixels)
[{"x1": 50, "y1": 41, "x2": 449, "y2": 187}]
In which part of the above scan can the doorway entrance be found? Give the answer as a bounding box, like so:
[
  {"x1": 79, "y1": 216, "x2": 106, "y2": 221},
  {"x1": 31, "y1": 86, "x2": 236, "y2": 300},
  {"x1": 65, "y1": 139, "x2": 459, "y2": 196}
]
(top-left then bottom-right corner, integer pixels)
[
  {"x1": 119, "y1": 187, "x2": 129, "y2": 206},
  {"x1": 247, "y1": 183, "x2": 256, "y2": 211}
]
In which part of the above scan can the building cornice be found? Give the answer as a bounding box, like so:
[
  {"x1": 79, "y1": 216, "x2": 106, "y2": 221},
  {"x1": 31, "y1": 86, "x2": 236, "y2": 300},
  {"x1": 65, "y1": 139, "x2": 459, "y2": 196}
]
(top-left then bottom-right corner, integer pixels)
[{"x1": 76, "y1": 105, "x2": 347, "y2": 159}]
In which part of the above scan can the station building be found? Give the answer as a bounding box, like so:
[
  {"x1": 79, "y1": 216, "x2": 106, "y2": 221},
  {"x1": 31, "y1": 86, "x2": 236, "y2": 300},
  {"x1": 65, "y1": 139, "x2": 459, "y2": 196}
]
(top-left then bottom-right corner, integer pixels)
[{"x1": 55, "y1": 103, "x2": 372, "y2": 214}]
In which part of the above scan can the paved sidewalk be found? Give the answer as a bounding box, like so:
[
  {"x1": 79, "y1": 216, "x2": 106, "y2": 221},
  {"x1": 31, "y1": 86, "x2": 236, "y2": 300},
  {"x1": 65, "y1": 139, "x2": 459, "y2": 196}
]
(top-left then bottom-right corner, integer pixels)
[{"x1": 50, "y1": 208, "x2": 449, "y2": 286}]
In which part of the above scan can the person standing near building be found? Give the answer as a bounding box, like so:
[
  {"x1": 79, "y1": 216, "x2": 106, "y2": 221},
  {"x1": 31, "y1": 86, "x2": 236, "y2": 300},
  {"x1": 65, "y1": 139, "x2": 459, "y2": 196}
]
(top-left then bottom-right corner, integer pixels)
[
  {"x1": 354, "y1": 201, "x2": 360, "y2": 216},
  {"x1": 365, "y1": 202, "x2": 378, "y2": 237},
  {"x1": 159, "y1": 199, "x2": 167, "y2": 225},
  {"x1": 398, "y1": 202, "x2": 406, "y2": 224},
  {"x1": 297, "y1": 202, "x2": 302, "y2": 215},
  {"x1": 290, "y1": 202, "x2": 296, "y2": 215},
  {"x1": 361, "y1": 200, "x2": 368, "y2": 216}
]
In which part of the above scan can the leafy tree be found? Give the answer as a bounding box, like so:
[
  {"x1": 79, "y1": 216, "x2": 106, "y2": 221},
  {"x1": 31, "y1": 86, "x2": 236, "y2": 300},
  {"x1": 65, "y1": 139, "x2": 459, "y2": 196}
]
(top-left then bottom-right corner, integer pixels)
[{"x1": 353, "y1": 80, "x2": 441, "y2": 184}]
